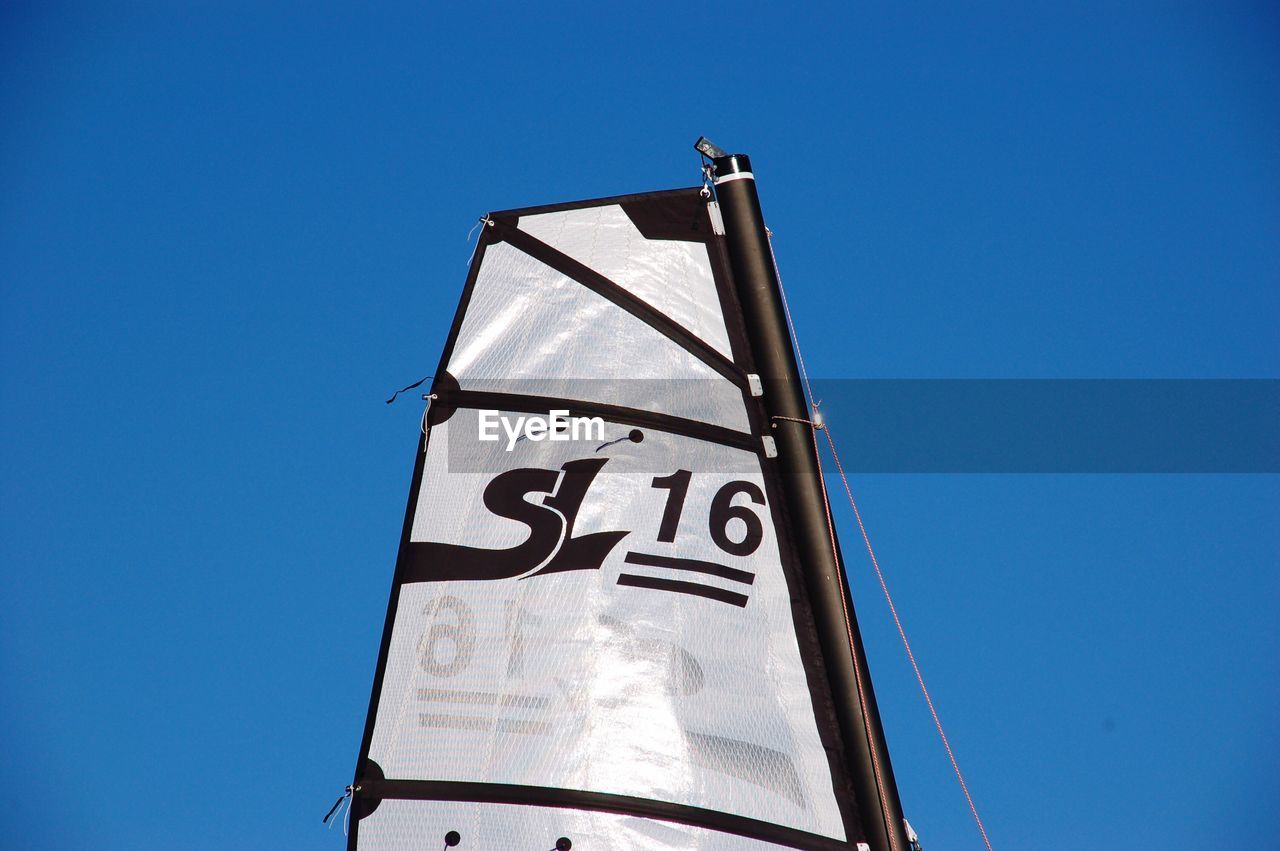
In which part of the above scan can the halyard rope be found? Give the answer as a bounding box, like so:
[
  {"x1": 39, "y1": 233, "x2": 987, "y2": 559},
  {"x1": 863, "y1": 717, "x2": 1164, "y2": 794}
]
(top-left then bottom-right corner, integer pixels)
[
  {"x1": 808, "y1": 421, "x2": 900, "y2": 851},
  {"x1": 323, "y1": 784, "x2": 356, "y2": 835},
  {"x1": 767, "y1": 230, "x2": 994, "y2": 851},
  {"x1": 822, "y1": 423, "x2": 995, "y2": 851}
]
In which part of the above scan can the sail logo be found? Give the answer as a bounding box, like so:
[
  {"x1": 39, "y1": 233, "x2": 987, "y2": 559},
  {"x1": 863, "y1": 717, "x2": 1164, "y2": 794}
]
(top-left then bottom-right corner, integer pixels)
[
  {"x1": 403, "y1": 458, "x2": 629, "y2": 583},
  {"x1": 405, "y1": 459, "x2": 765, "y2": 608},
  {"x1": 478, "y1": 409, "x2": 606, "y2": 451}
]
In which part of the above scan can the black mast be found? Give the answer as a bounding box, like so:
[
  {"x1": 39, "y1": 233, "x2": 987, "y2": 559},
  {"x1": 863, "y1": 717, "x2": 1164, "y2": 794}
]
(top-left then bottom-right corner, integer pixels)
[{"x1": 700, "y1": 138, "x2": 910, "y2": 851}]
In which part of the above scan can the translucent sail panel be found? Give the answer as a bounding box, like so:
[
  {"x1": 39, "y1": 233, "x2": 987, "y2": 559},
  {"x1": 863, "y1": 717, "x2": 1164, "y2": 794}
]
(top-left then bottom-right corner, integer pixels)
[
  {"x1": 446, "y1": 242, "x2": 749, "y2": 434},
  {"x1": 517, "y1": 203, "x2": 733, "y2": 359},
  {"x1": 358, "y1": 800, "x2": 812, "y2": 850},
  {"x1": 365, "y1": 417, "x2": 845, "y2": 842}
]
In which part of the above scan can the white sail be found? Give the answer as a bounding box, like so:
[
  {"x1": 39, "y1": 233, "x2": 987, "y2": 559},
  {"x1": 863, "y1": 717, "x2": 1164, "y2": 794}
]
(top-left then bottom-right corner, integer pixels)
[{"x1": 352, "y1": 189, "x2": 861, "y2": 850}]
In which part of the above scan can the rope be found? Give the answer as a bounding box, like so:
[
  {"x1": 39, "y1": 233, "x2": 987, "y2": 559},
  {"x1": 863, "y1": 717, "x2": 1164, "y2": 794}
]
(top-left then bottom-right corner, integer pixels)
[
  {"x1": 421, "y1": 393, "x2": 437, "y2": 440},
  {"x1": 765, "y1": 230, "x2": 898, "y2": 851},
  {"x1": 323, "y1": 784, "x2": 356, "y2": 834},
  {"x1": 386, "y1": 375, "x2": 432, "y2": 405},
  {"x1": 766, "y1": 229, "x2": 994, "y2": 851},
  {"x1": 768, "y1": 232, "x2": 815, "y2": 402},
  {"x1": 822, "y1": 426, "x2": 994, "y2": 851},
  {"x1": 809, "y1": 423, "x2": 899, "y2": 851},
  {"x1": 462, "y1": 215, "x2": 494, "y2": 268},
  {"x1": 322, "y1": 788, "x2": 348, "y2": 824},
  {"x1": 771, "y1": 414, "x2": 824, "y2": 429}
]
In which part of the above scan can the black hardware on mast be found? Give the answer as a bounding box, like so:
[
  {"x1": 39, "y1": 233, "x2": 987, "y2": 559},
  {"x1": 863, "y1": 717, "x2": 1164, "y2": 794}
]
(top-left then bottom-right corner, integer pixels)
[{"x1": 700, "y1": 137, "x2": 909, "y2": 851}]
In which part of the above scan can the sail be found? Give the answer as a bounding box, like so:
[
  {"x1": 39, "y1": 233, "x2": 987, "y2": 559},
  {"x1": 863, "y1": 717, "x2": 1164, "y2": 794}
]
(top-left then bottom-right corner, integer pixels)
[{"x1": 350, "y1": 187, "x2": 877, "y2": 850}]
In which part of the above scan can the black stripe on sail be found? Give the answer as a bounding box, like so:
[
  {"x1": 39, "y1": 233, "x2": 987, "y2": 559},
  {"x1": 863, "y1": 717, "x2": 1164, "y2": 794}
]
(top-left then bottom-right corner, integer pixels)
[
  {"x1": 490, "y1": 220, "x2": 746, "y2": 389},
  {"x1": 431, "y1": 385, "x2": 759, "y2": 454},
  {"x1": 489, "y1": 187, "x2": 711, "y2": 237},
  {"x1": 357, "y1": 777, "x2": 849, "y2": 851},
  {"x1": 623, "y1": 551, "x2": 755, "y2": 585},
  {"x1": 616, "y1": 574, "x2": 749, "y2": 607}
]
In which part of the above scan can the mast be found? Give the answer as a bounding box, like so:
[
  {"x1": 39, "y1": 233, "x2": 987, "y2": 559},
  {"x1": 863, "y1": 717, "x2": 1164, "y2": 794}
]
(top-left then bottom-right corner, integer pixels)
[{"x1": 702, "y1": 138, "x2": 910, "y2": 851}]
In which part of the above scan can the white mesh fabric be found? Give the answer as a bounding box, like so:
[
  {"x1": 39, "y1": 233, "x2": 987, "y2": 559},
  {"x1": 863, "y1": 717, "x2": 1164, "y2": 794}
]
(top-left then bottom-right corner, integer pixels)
[
  {"x1": 447, "y1": 242, "x2": 749, "y2": 434},
  {"x1": 368, "y1": 418, "x2": 846, "y2": 841},
  {"x1": 518, "y1": 204, "x2": 732, "y2": 359}
]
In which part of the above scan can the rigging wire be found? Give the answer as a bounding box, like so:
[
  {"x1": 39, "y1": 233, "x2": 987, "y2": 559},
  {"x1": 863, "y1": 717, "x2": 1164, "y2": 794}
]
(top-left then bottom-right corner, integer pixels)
[
  {"x1": 808, "y1": 421, "x2": 900, "y2": 851},
  {"x1": 466, "y1": 215, "x2": 494, "y2": 263},
  {"x1": 767, "y1": 231, "x2": 995, "y2": 851},
  {"x1": 765, "y1": 226, "x2": 896, "y2": 851},
  {"x1": 822, "y1": 422, "x2": 994, "y2": 851}
]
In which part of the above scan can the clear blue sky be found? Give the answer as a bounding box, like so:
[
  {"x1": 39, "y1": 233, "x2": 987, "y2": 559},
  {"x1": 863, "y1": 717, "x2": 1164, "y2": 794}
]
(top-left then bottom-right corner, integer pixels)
[{"x1": 2, "y1": 2, "x2": 1276, "y2": 848}]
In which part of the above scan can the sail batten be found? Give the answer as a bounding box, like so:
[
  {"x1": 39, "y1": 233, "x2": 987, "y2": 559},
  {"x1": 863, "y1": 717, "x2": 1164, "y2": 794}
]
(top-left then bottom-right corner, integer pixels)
[
  {"x1": 356, "y1": 783, "x2": 853, "y2": 850},
  {"x1": 350, "y1": 181, "x2": 897, "y2": 849},
  {"x1": 430, "y1": 386, "x2": 758, "y2": 453},
  {"x1": 446, "y1": 233, "x2": 750, "y2": 434}
]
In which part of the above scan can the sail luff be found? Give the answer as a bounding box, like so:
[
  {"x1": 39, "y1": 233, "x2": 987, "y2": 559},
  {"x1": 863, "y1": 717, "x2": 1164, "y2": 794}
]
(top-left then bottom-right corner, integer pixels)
[
  {"x1": 346, "y1": 228, "x2": 501, "y2": 850},
  {"x1": 709, "y1": 151, "x2": 910, "y2": 851}
]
